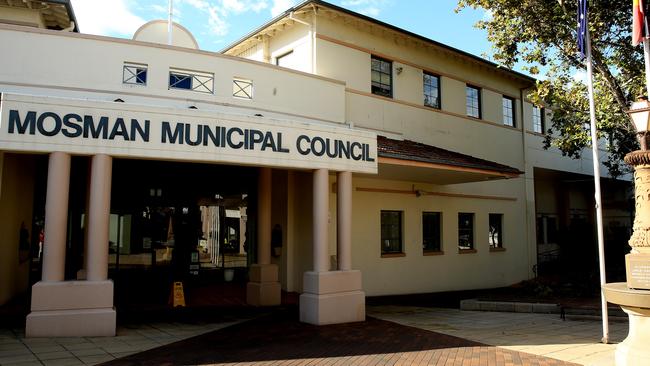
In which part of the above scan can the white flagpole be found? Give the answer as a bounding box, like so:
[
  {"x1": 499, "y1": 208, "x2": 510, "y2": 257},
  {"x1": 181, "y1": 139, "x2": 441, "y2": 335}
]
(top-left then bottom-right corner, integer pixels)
[
  {"x1": 585, "y1": 26, "x2": 609, "y2": 344},
  {"x1": 643, "y1": 39, "x2": 650, "y2": 97},
  {"x1": 168, "y1": 0, "x2": 173, "y2": 46}
]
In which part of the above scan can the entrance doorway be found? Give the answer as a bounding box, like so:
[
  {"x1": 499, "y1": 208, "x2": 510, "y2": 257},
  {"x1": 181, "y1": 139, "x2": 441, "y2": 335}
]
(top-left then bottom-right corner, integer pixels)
[{"x1": 108, "y1": 159, "x2": 258, "y2": 310}]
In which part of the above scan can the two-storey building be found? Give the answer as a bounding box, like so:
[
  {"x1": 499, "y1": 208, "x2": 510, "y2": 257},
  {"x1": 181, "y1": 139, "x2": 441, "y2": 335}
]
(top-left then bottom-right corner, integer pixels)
[{"x1": 0, "y1": 0, "x2": 631, "y2": 337}]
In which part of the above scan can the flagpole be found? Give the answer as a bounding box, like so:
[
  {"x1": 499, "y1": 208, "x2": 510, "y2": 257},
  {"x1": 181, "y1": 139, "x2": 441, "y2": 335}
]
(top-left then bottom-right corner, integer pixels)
[
  {"x1": 585, "y1": 26, "x2": 610, "y2": 344},
  {"x1": 643, "y1": 39, "x2": 650, "y2": 96},
  {"x1": 168, "y1": 0, "x2": 173, "y2": 46}
]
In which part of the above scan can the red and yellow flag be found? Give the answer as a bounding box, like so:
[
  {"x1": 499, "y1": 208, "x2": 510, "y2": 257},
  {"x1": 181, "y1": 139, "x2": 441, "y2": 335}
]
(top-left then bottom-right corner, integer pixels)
[{"x1": 634, "y1": 0, "x2": 649, "y2": 45}]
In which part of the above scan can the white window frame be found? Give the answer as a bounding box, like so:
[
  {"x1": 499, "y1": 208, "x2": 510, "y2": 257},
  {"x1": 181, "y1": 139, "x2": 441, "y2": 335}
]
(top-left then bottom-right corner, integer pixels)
[
  {"x1": 533, "y1": 106, "x2": 545, "y2": 134},
  {"x1": 123, "y1": 62, "x2": 148, "y2": 86},
  {"x1": 233, "y1": 77, "x2": 254, "y2": 100},
  {"x1": 502, "y1": 96, "x2": 515, "y2": 127},
  {"x1": 169, "y1": 68, "x2": 214, "y2": 94}
]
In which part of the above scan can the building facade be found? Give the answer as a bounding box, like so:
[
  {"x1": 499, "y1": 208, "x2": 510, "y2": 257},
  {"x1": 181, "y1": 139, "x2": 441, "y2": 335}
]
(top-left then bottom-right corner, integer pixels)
[{"x1": 0, "y1": 0, "x2": 631, "y2": 336}]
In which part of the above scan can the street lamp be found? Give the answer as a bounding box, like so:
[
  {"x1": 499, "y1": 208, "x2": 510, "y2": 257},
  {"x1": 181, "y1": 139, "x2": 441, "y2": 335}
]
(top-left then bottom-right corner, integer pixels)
[
  {"x1": 603, "y1": 96, "x2": 650, "y2": 365},
  {"x1": 628, "y1": 98, "x2": 650, "y2": 150}
]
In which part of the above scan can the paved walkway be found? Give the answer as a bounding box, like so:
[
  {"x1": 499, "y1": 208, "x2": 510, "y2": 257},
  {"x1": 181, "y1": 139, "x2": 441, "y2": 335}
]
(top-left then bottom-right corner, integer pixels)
[
  {"x1": 368, "y1": 305, "x2": 628, "y2": 366},
  {"x1": 0, "y1": 306, "x2": 627, "y2": 366},
  {"x1": 100, "y1": 310, "x2": 576, "y2": 366},
  {"x1": 0, "y1": 320, "x2": 241, "y2": 365}
]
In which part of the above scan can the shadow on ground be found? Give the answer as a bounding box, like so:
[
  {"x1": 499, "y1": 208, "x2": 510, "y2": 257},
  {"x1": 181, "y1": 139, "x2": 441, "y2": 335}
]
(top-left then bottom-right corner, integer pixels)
[{"x1": 100, "y1": 308, "x2": 579, "y2": 366}]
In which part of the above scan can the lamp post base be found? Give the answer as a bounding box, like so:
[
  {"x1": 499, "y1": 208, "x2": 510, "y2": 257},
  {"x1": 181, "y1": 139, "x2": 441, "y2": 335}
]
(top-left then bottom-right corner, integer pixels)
[{"x1": 603, "y1": 283, "x2": 650, "y2": 366}]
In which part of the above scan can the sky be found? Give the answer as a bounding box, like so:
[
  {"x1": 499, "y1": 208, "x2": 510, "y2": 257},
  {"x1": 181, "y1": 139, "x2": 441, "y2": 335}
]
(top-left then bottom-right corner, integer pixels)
[{"x1": 69, "y1": 0, "x2": 499, "y2": 66}]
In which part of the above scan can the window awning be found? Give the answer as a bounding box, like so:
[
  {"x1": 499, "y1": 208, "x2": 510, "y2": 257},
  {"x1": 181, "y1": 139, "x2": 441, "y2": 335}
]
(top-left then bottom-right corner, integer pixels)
[{"x1": 376, "y1": 136, "x2": 523, "y2": 185}]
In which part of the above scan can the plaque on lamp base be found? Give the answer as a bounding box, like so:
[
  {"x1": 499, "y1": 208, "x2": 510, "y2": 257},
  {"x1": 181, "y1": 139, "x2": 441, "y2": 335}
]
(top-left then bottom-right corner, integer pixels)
[{"x1": 626, "y1": 253, "x2": 650, "y2": 290}]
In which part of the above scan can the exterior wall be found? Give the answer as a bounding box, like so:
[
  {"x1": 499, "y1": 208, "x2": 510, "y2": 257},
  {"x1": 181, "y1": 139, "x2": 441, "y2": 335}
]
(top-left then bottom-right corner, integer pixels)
[
  {"x1": 0, "y1": 153, "x2": 35, "y2": 305},
  {"x1": 315, "y1": 17, "x2": 523, "y2": 96},
  {"x1": 0, "y1": 2, "x2": 634, "y2": 308},
  {"x1": 0, "y1": 25, "x2": 346, "y2": 125},
  {"x1": 348, "y1": 176, "x2": 528, "y2": 296},
  {"x1": 312, "y1": 17, "x2": 527, "y2": 167},
  {"x1": 269, "y1": 22, "x2": 312, "y2": 73},
  {"x1": 316, "y1": 39, "x2": 368, "y2": 92}
]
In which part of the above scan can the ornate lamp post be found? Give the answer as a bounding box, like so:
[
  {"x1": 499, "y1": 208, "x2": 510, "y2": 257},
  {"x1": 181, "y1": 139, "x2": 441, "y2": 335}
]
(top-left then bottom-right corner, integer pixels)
[{"x1": 603, "y1": 98, "x2": 650, "y2": 366}]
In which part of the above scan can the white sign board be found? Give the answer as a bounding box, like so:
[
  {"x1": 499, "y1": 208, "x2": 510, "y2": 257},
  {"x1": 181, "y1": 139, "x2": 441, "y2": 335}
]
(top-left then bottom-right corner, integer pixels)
[{"x1": 0, "y1": 93, "x2": 378, "y2": 174}]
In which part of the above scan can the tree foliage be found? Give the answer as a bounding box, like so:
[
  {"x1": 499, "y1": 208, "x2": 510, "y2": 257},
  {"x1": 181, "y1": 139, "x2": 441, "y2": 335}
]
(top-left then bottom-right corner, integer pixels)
[{"x1": 456, "y1": 0, "x2": 642, "y2": 177}]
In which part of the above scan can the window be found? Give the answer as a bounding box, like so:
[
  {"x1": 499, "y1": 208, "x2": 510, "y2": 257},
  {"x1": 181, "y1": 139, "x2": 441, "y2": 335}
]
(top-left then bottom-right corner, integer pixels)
[
  {"x1": 381, "y1": 210, "x2": 403, "y2": 254},
  {"x1": 371, "y1": 56, "x2": 392, "y2": 98},
  {"x1": 423, "y1": 72, "x2": 440, "y2": 109},
  {"x1": 422, "y1": 212, "x2": 442, "y2": 252},
  {"x1": 123, "y1": 63, "x2": 147, "y2": 85},
  {"x1": 502, "y1": 96, "x2": 515, "y2": 127},
  {"x1": 458, "y1": 213, "x2": 474, "y2": 250},
  {"x1": 276, "y1": 50, "x2": 295, "y2": 68},
  {"x1": 169, "y1": 68, "x2": 214, "y2": 94},
  {"x1": 466, "y1": 85, "x2": 481, "y2": 118},
  {"x1": 533, "y1": 106, "x2": 545, "y2": 133},
  {"x1": 233, "y1": 77, "x2": 253, "y2": 99},
  {"x1": 489, "y1": 214, "x2": 503, "y2": 248}
]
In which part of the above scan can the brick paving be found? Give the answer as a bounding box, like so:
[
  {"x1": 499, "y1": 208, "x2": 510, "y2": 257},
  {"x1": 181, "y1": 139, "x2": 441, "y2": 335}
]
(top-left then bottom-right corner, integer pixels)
[{"x1": 101, "y1": 309, "x2": 579, "y2": 366}]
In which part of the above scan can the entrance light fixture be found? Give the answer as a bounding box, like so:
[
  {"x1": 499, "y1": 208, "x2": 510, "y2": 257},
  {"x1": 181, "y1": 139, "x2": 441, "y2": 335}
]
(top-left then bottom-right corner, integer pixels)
[{"x1": 628, "y1": 97, "x2": 650, "y2": 150}]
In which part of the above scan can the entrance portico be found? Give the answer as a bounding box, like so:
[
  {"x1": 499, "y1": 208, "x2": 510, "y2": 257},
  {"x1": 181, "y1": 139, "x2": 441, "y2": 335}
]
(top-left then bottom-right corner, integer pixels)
[{"x1": 1, "y1": 93, "x2": 377, "y2": 336}]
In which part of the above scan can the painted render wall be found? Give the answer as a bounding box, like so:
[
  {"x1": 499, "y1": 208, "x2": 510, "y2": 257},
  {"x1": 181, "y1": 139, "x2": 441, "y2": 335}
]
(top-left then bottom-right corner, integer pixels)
[
  {"x1": 282, "y1": 171, "x2": 529, "y2": 296},
  {"x1": 268, "y1": 21, "x2": 313, "y2": 73},
  {"x1": 0, "y1": 153, "x2": 35, "y2": 305},
  {"x1": 0, "y1": 25, "x2": 346, "y2": 126},
  {"x1": 312, "y1": 15, "x2": 614, "y2": 180}
]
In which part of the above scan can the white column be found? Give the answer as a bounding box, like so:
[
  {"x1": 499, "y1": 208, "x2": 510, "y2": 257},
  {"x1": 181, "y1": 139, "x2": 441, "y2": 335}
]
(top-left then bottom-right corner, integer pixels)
[
  {"x1": 27, "y1": 153, "x2": 116, "y2": 337},
  {"x1": 42, "y1": 152, "x2": 71, "y2": 282},
  {"x1": 258, "y1": 167, "x2": 271, "y2": 265},
  {"x1": 300, "y1": 169, "x2": 365, "y2": 325},
  {"x1": 313, "y1": 168, "x2": 329, "y2": 272},
  {"x1": 337, "y1": 171, "x2": 352, "y2": 271},
  {"x1": 86, "y1": 154, "x2": 112, "y2": 281}
]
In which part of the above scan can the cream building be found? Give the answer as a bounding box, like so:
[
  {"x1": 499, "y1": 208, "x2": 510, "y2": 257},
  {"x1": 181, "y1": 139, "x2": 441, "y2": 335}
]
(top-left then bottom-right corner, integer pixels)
[{"x1": 0, "y1": 0, "x2": 631, "y2": 337}]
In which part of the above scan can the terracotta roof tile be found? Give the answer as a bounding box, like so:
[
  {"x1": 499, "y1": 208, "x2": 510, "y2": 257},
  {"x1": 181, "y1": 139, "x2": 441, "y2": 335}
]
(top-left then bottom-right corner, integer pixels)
[{"x1": 377, "y1": 136, "x2": 523, "y2": 176}]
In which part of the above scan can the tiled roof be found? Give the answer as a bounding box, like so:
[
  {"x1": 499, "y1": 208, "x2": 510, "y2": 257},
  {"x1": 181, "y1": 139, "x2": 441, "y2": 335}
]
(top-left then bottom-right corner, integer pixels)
[{"x1": 377, "y1": 136, "x2": 523, "y2": 176}]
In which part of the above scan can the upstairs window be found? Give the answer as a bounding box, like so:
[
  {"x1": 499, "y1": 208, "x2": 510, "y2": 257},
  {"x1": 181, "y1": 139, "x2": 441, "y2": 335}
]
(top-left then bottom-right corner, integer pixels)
[
  {"x1": 123, "y1": 63, "x2": 147, "y2": 85},
  {"x1": 276, "y1": 50, "x2": 295, "y2": 68},
  {"x1": 371, "y1": 56, "x2": 392, "y2": 98},
  {"x1": 533, "y1": 106, "x2": 545, "y2": 133},
  {"x1": 169, "y1": 68, "x2": 214, "y2": 94},
  {"x1": 502, "y1": 96, "x2": 515, "y2": 127},
  {"x1": 466, "y1": 85, "x2": 481, "y2": 118},
  {"x1": 423, "y1": 72, "x2": 441, "y2": 109}
]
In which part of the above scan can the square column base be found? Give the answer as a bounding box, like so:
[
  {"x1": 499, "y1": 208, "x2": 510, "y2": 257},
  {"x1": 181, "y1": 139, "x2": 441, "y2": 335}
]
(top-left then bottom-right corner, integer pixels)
[
  {"x1": 26, "y1": 308, "x2": 116, "y2": 337},
  {"x1": 299, "y1": 270, "x2": 365, "y2": 325},
  {"x1": 26, "y1": 280, "x2": 116, "y2": 337},
  {"x1": 246, "y1": 264, "x2": 281, "y2": 306}
]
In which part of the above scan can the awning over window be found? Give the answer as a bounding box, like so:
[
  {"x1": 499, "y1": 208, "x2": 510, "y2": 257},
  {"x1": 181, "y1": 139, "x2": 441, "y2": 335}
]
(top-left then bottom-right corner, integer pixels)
[{"x1": 376, "y1": 136, "x2": 523, "y2": 185}]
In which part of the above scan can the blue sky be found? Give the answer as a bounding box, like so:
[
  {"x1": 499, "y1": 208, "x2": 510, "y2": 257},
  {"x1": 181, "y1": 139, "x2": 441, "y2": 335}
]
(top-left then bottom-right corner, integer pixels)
[{"x1": 70, "y1": 0, "x2": 497, "y2": 68}]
